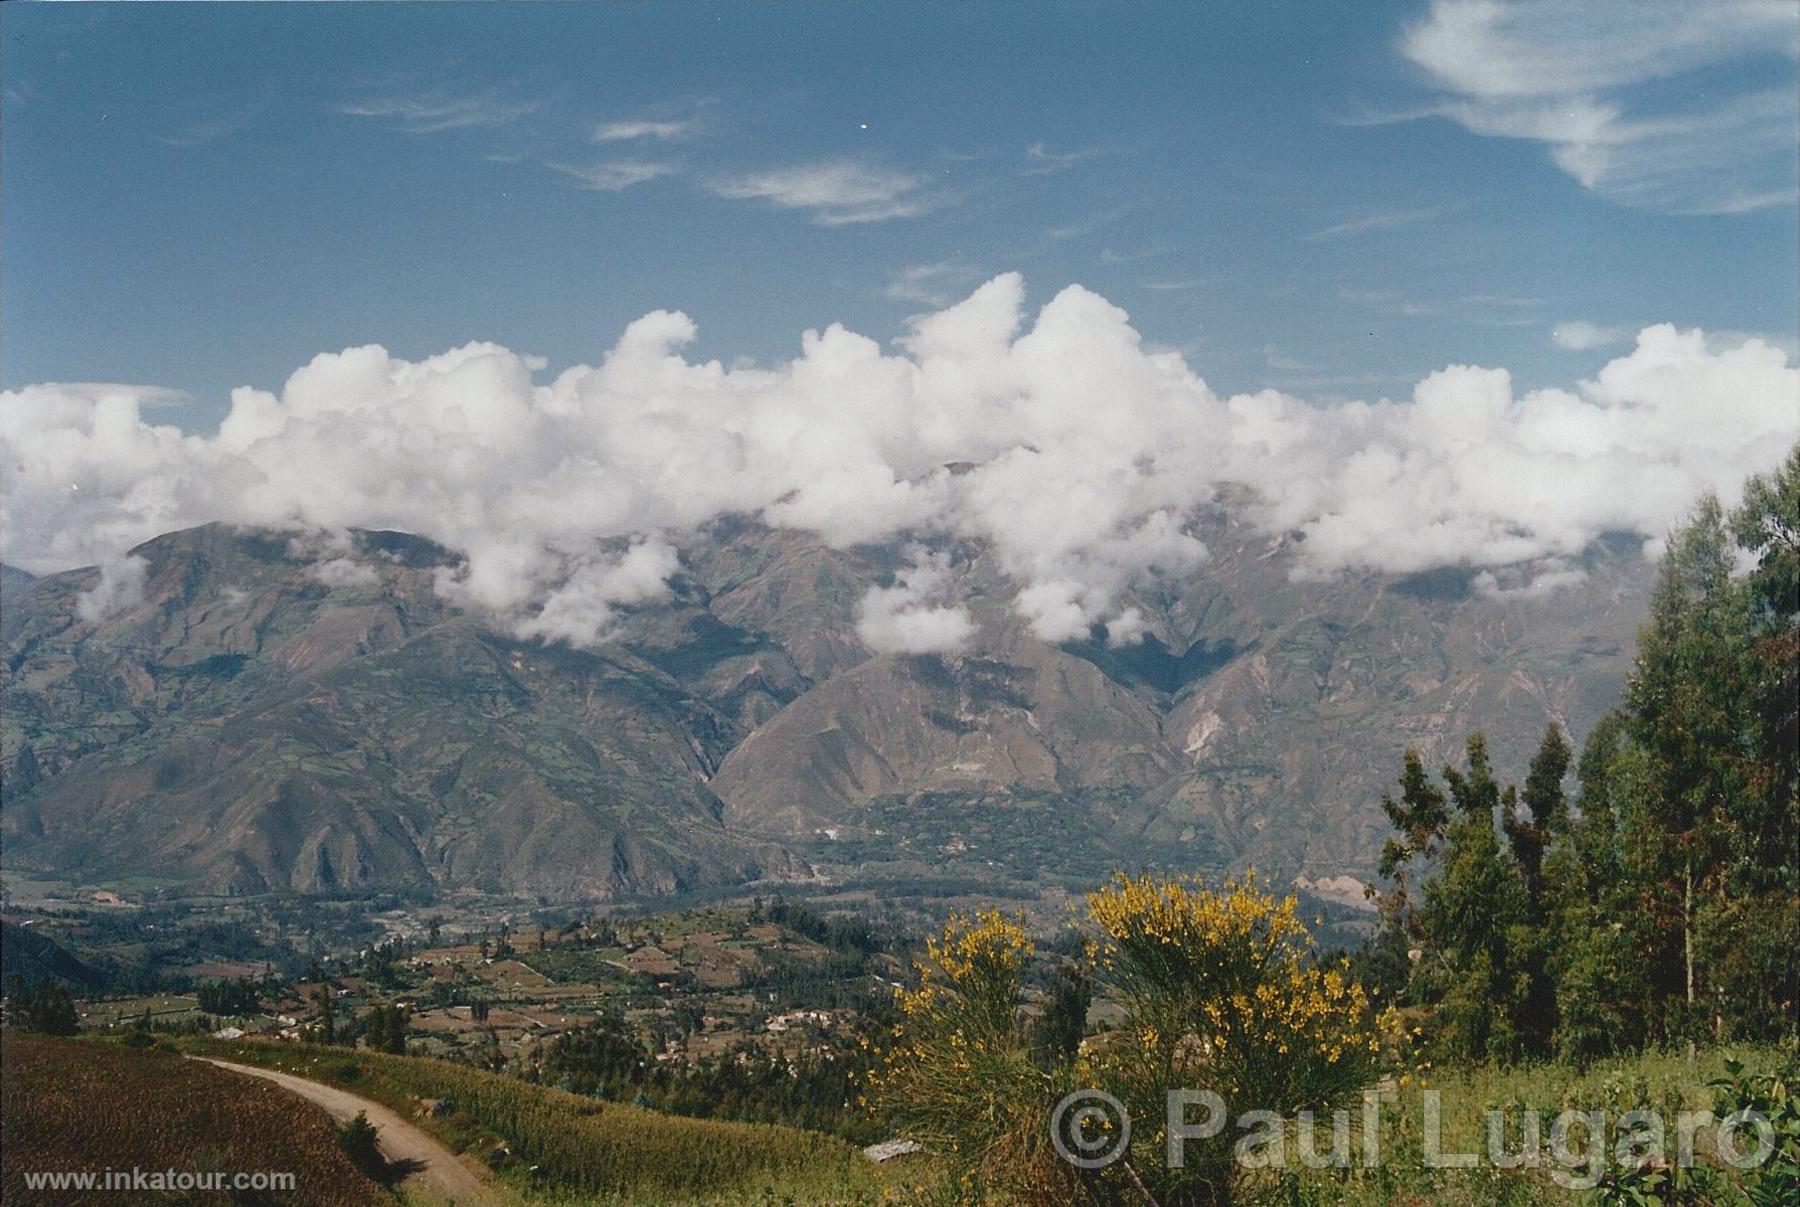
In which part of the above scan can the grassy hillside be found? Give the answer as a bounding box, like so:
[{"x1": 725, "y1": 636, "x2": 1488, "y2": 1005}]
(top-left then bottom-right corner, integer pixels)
[
  {"x1": 1, "y1": 1032, "x2": 387, "y2": 1206},
  {"x1": 1263, "y1": 1046, "x2": 1794, "y2": 1205},
  {"x1": 186, "y1": 1039, "x2": 897, "y2": 1205}
]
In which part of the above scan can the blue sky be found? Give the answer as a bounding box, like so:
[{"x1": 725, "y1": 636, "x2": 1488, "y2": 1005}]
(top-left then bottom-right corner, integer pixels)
[{"x1": 3, "y1": 0, "x2": 1796, "y2": 431}]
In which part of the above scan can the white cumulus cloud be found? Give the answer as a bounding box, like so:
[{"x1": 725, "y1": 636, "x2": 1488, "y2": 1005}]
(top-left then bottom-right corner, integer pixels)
[
  {"x1": 509, "y1": 537, "x2": 681, "y2": 648},
  {"x1": 75, "y1": 554, "x2": 149, "y2": 623},
  {"x1": 855, "y1": 547, "x2": 978, "y2": 655},
  {"x1": 3, "y1": 276, "x2": 1795, "y2": 651},
  {"x1": 309, "y1": 557, "x2": 380, "y2": 589}
]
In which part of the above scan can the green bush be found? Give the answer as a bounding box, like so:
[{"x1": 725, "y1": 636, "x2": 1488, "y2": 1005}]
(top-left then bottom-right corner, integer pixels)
[{"x1": 336, "y1": 1111, "x2": 385, "y2": 1183}]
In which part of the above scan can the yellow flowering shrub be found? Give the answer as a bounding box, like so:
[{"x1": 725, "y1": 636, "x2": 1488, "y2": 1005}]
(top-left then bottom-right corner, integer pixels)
[
  {"x1": 1085, "y1": 873, "x2": 1380, "y2": 1204},
  {"x1": 1089, "y1": 874, "x2": 1375, "y2": 1071},
  {"x1": 866, "y1": 911, "x2": 1082, "y2": 1202},
  {"x1": 868, "y1": 882, "x2": 1381, "y2": 1205}
]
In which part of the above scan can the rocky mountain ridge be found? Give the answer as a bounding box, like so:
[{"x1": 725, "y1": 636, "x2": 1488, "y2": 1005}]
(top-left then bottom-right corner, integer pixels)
[{"x1": 0, "y1": 512, "x2": 1652, "y2": 901}]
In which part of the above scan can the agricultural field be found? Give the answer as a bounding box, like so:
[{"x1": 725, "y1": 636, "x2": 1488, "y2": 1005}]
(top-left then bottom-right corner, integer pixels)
[
  {"x1": 276, "y1": 903, "x2": 901, "y2": 1071},
  {"x1": 24, "y1": 896, "x2": 909, "y2": 1144},
  {"x1": 0, "y1": 1031, "x2": 388, "y2": 1206},
  {"x1": 180, "y1": 1038, "x2": 909, "y2": 1205}
]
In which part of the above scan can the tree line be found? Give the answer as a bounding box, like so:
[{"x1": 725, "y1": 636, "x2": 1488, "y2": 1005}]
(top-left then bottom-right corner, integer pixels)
[{"x1": 1366, "y1": 446, "x2": 1799, "y2": 1063}]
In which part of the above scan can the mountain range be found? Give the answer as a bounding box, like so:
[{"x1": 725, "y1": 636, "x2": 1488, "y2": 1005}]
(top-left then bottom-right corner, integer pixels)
[{"x1": 0, "y1": 508, "x2": 1651, "y2": 903}]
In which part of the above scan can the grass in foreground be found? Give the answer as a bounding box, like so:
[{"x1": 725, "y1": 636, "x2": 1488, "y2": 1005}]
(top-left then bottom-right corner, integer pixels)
[
  {"x1": 184, "y1": 1037, "x2": 904, "y2": 1205},
  {"x1": 1255, "y1": 1045, "x2": 1795, "y2": 1205}
]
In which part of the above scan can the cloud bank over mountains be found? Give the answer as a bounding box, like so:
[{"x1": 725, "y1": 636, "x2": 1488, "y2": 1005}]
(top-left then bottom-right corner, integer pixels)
[{"x1": 4, "y1": 274, "x2": 1795, "y2": 650}]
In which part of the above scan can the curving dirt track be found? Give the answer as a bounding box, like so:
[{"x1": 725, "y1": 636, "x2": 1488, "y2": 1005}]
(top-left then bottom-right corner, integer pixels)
[{"x1": 192, "y1": 1057, "x2": 500, "y2": 1206}]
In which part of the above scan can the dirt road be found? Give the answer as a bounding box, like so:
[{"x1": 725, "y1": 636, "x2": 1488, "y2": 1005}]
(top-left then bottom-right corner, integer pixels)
[{"x1": 194, "y1": 1056, "x2": 500, "y2": 1206}]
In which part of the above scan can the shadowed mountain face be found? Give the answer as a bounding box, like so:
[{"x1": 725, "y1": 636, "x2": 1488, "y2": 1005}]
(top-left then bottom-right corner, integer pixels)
[{"x1": 1, "y1": 515, "x2": 1651, "y2": 900}]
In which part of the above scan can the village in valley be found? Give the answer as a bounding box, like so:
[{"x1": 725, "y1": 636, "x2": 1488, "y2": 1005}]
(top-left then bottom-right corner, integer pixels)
[{"x1": 9, "y1": 889, "x2": 902, "y2": 1072}]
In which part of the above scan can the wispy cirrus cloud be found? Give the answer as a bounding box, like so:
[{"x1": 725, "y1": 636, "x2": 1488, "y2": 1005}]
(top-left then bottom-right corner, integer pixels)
[
  {"x1": 549, "y1": 160, "x2": 678, "y2": 192},
  {"x1": 1046, "y1": 203, "x2": 1145, "y2": 242},
  {"x1": 1403, "y1": 0, "x2": 1788, "y2": 100},
  {"x1": 709, "y1": 160, "x2": 932, "y2": 225},
  {"x1": 1551, "y1": 320, "x2": 1634, "y2": 350},
  {"x1": 340, "y1": 90, "x2": 540, "y2": 134},
  {"x1": 1463, "y1": 294, "x2": 1543, "y2": 308},
  {"x1": 1023, "y1": 141, "x2": 1117, "y2": 175},
  {"x1": 1340, "y1": 287, "x2": 1443, "y2": 319},
  {"x1": 594, "y1": 118, "x2": 695, "y2": 143},
  {"x1": 1098, "y1": 242, "x2": 1182, "y2": 264},
  {"x1": 1343, "y1": 288, "x2": 1548, "y2": 323},
  {"x1": 884, "y1": 262, "x2": 980, "y2": 307},
  {"x1": 1370, "y1": 0, "x2": 1798, "y2": 215},
  {"x1": 1305, "y1": 205, "x2": 1446, "y2": 241},
  {"x1": 1262, "y1": 345, "x2": 1317, "y2": 373},
  {"x1": 153, "y1": 99, "x2": 267, "y2": 148}
]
